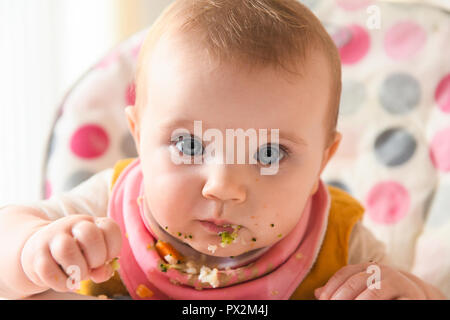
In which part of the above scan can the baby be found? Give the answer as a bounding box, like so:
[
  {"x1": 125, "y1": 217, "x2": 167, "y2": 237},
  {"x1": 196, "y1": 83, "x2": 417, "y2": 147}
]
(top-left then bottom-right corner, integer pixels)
[{"x1": 0, "y1": 0, "x2": 446, "y2": 300}]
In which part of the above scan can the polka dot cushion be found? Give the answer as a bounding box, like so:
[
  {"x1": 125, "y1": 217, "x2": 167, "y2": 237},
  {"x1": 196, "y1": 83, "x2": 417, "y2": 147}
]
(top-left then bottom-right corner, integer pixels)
[
  {"x1": 41, "y1": 1, "x2": 450, "y2": 296},
  {"x1": 306, "y1": 0, "x2": 450, "y2": 295},
  {"x1": 42, "y1": 29, "x2": 145, "y2": 199}
]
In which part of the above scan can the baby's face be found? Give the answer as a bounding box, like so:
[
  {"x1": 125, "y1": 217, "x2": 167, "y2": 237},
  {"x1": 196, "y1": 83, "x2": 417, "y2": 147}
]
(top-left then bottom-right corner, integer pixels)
[{"x1": 126, "y1": 33, "x2": 341, "y2": 257}]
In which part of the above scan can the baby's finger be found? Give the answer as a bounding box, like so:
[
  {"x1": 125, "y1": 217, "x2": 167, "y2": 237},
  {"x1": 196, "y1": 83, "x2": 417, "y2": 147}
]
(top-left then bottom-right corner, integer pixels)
[
  {"x1": 95, "y1": 218, "x2": 122, "y2": 262},
  {"x1": 34, "y1": 248, "x2": 71, "y2": 292},
  {"x1": 318, "y1": 263, "x2": 371, "y2": 300},
  {"x1": 90, "y1": 263, "x2": 114, "y2": 284},
  {"x1": 314, "y1": 286, "x2": 324, "y2": 299},
  {"x1": 72, "y1": 220, "x2": 108, "y2": 269},
  {"x1": 355, "y1": 280, "x2": 397, "y2": 300},
  {"x1": 330, "y1": 271, "x2": 370, "y2": 300},
  {"x1": 49, "y1": 233, "x2": 89, "y2": 284}
]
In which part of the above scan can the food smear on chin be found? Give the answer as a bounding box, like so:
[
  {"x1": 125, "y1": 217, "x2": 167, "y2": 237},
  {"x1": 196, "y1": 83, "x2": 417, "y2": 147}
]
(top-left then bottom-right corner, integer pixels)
[
  {"x1": 207, "y1": 244, "x2": 218, "y2": 254},
  {"x1": 218, "y1": 225, "x2": 241, "y2": 248}
]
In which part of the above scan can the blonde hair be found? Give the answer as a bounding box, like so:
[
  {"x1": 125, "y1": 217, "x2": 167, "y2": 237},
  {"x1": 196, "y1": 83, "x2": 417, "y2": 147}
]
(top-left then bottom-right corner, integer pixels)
[{"x1": 135, "y1": 0, "x2": 341, "y2": 147}]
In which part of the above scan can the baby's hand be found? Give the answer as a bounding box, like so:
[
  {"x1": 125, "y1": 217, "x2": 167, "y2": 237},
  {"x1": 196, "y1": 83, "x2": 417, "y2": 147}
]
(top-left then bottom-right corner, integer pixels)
[
  {"x1": 314, "y1": 262, "x2": 431, "y2": 300},
  {"x1": 21, "y1": 215, "x2": 122, "y2": 293}
]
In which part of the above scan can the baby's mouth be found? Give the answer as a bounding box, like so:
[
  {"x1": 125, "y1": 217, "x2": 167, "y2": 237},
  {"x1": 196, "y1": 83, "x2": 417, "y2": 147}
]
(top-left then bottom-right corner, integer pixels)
[{"x1": 199, "y1": 220, "x2": 235, "y2": 234}]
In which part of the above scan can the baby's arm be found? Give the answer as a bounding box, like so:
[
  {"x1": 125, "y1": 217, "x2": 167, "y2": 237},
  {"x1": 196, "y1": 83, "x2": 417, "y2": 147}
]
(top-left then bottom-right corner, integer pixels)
[
  {"x1": 0, "y1": 169, "x2": 119, "y2": 299},
  {"x1": 315, "y1": 222, "x2": 447, "y2": 299},
  {"x1": 18, "y1": 168, "x2": 114, "y2": 220}
]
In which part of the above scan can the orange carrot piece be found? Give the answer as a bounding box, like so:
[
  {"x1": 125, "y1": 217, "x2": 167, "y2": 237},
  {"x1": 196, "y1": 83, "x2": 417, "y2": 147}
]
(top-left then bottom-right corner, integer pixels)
[
  {"x1": 136, "y1": 284, "x2": 154, "y2": 298},
  {"x1": 155, "y1": 240, "x2": 184, "y2": 263}
]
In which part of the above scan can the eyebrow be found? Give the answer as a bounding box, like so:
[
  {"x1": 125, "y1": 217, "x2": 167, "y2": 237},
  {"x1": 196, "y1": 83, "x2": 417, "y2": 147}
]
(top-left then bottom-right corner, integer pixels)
[{"x1": 159, "y1": 119, "x2": 308, "y2": 147}]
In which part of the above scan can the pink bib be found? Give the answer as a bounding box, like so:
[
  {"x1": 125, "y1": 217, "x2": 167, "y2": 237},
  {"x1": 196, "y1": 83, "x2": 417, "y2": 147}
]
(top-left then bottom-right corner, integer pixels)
[{"x1": 108, "y1": 158, "x2": 330, "y2": 299}]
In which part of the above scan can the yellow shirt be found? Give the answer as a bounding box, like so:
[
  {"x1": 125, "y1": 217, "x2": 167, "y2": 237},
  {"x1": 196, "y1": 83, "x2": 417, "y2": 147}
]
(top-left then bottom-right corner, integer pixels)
[{"x1": 78, "y1": 158, "x2": 364, "y2": 299}]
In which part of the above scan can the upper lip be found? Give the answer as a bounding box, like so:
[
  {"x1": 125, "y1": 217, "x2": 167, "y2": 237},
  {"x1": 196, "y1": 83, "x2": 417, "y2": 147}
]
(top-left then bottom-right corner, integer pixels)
[{"x1": 201, "y1": 219, "x2": 235, "y2": 226}]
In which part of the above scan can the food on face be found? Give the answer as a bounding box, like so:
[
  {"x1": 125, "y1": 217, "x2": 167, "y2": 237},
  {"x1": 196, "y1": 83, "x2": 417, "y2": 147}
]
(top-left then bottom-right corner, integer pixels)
[
  {"x1": 207, "y1": 244, "x2": 218, "y2": 254},
  {"x1": 218, "y1": 224, "x2": 241, "y2": 248},
  {"x1": 219, "y1": 231, "x2": 234, "y2": 247},
  {"x1": 152, "y1": 224, "x2": 246, "y2": 289},
  {"x1": 159, "y1": 263, "x2": 169, "y2": 272},
  {"x1": 185, "y1": 261, "x2": 198, "y2": 274},
  {"x1": 110, "y1": 257, "x2": 120, "y2": 271},
  {"x1": 159, "y1": 258, "x2": 197, "y2": 274},
  {"x1": 155, "y1": 240, "x2": 184, "y2": 264},
  {"x1": 164, "y1": 254, "x2": 179, "y2": 265},
  {"x1": 198, "y1": 266, "x2": 220, "y2": 288}
]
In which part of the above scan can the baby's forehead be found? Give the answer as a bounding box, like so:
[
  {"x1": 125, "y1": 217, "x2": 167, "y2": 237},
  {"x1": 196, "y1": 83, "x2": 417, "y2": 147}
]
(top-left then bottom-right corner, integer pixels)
[
  {"x1": 142, "y1": 28, "x2": 331, "y2": 77},
  {"x1": 136, "y1": 32, "x2": 332, "y2": 142},
  {"x1": 138, "y1": 76, "x2": 327, "y2": 148},
  {"x1": 140, "y1": 31, "x2": 332, "y2": 95}
]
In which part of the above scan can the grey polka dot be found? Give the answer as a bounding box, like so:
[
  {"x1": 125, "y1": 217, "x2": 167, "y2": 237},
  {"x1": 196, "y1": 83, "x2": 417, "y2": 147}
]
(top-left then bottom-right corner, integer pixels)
[
  {"x1": 327, "y1": 180, "x2": 351, "y2": 194},
  {"x1": 374, "y1": 128, "x2": 417, "y2": 167},
  {"x1": 379, "y1": 73, "x2": 421, "y2": 114},
  {"x1": 64, "y1": 170, "x2": 95, "y2": 191},
  {"x1": 426, "y1": 184, "x2": 450, "y2": 227},
  {"x1": 121, "y1": 133, "x2": 138, "y2": 157},
  {"x1": 340, "y1": 80, "x2": 366, "y2": 116}
]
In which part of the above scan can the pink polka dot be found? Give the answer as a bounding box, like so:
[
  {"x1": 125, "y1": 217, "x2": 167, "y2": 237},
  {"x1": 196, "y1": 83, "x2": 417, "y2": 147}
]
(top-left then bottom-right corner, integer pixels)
[
  {"x1": 365, "y1": 181, "x2": 410, "y2": 224},
  {"x1": 337, "y1": 24, "x2": 370, "y2": 65},
  {"x1": 96, "y1": 50, "x2": 120, "y2": 69},
  {"x1": 70, "y1": 124, "x2": 110, "y2": 159},
  {"x1": 429, "y1": 127, "x2": 450, "y2": 172},
  {"x1": 435, "y1": 74, "x2": 450, "y2": 113},
  {"x1": 45, "y1": 180, "x2": 52, "y2": 199},
  {"x1": 384, "y1": 21, "x2": 427, "y2": 60},
  {"x1": 126, "y1": 82, "x2": 136, "y2": 106},
  {"x1": 336, "y1": 0, "x2": 372, "y2": 11}
]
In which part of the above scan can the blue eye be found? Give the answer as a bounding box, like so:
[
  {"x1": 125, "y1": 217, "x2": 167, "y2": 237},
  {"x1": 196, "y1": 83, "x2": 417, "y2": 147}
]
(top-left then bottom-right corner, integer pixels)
[
  {"x1": 254, "y1": 144, "x2": 287, "y2": 165},
  {"x1": 174, "y1": 134, "x2": 204, "y2": 156}
]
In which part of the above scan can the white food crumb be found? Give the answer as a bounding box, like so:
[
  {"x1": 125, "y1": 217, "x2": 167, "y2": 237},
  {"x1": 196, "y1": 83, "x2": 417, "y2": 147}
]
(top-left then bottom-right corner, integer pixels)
[
  {"x1": 164, "y1": 254, "x2": 178, "y2": 265},
  {"x1": 208, "y1": 244, "x2": 217, "y2": 254},
  {"x1": 185, "y1": 261, "x2": 198, "y2": 274},
  {"x1": 198, "y1": 266, "x2": 219, "y2": 288}
]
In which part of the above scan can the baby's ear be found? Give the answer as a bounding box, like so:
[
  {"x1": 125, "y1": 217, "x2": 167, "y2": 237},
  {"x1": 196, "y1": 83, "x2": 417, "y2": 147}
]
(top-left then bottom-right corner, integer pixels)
[
  {"x1": 125, "y1": 106, "x2": 140, "y2": 154},
  {"x1": 320, "y1": 131, "x2": 342, "y2": 172},
  {"x1": 311, "y1": 131, "x2": 342, "y2": 196},
  {"x1": 326, "y1": 131, "x2": 342, "y2": 163}
]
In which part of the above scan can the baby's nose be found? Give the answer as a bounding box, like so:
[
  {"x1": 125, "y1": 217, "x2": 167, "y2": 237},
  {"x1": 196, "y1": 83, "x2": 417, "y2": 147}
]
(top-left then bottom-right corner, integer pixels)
[{"x1": 201, "y1": 164, "x2": 247, "y2": 203}]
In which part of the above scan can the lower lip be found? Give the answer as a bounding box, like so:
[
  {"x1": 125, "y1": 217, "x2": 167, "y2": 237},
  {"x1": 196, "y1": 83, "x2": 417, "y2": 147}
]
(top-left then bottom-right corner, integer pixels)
[{"x1": 200, "y1": 221, "x2": 235, "y2": 234}]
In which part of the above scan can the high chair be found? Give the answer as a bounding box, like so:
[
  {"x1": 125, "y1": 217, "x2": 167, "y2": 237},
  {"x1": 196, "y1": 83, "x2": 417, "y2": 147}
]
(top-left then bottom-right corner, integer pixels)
[{"x1": 40, "y1": 1, "x2": 450, "y2": 298}]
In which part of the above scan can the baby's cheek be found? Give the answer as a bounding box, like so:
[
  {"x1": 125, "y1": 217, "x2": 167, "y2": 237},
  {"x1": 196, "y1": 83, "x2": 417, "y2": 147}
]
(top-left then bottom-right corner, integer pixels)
[
  {"x1": 144, "y1": 186, "x2": 179, "y2": 221},
  {"x1": 253, "y1": 211, "x2": 299, "y2": 245}
]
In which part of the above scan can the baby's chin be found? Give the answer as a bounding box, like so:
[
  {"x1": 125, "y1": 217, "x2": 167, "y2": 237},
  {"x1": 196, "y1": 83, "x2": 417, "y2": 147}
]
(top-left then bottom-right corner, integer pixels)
[
  {"x1": 193, "y1": 238, "x2": 271, "y2": 259},
  {"x1": 193, "y1": 245, "x2": 234, "y2": 258},
  {"x1": 189, "y1": 239, "x2": 250, "y2": 258}
]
